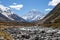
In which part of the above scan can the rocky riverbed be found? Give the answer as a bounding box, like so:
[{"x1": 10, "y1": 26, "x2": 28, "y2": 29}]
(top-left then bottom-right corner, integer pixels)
[{"x1": 3, "y1": 26, "x2": 60, "y2": 40}]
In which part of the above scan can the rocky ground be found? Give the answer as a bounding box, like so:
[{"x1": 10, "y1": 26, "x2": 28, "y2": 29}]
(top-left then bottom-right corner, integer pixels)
[{"x1": 2, "y1": 26, "x2": 60, "y2": 40}]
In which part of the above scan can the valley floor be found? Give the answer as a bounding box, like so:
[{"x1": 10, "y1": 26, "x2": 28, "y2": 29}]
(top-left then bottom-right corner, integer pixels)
[{"x1": 0, "y1": 26, "x2": 60, "y2": 40}]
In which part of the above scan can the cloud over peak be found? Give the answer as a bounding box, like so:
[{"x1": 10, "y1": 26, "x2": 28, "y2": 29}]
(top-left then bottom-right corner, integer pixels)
[
  {"x1": 45, "y1": 8, "x2": 52, "y2": 12},
  {"x1": 48, "y1": 0, "x2": 60, "y2": 6}
]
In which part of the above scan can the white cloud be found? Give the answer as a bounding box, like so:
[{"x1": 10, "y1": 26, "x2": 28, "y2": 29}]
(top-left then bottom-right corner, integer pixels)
[
  {"x1": 45, "y1": 8, "x2": 52, "y2": 11},
  {"x1": 9, "y1": 4, "x2": 23, "y2": 10},
  {"x1": 48, "y1": 0, "x2": 60, "y2": 6}
]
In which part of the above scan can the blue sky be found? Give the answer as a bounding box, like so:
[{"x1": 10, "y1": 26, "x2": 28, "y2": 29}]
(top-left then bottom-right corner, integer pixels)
[{"x1": 0, "y1": 0, "x2": 60, "y2": 16}]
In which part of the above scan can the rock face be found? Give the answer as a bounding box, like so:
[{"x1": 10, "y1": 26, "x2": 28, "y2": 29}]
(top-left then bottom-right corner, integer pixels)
[
  {"x1": 0, "y1": 13, "x2": 11, "y2": 21},
  {"x1": 0, "y1": 4, "x2": 26, "y2": 22},
  {"x1": 37, "y1": 3, "x2": 60, "y2": 24},
  {"x1": 22, "y1": 9, "x2": 44, "y2": 22}
]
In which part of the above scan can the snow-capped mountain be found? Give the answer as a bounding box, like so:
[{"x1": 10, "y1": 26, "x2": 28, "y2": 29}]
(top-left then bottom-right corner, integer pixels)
[
  {"x1": 0, "y1": 4, "x2": 25, "y2": 22},
  {"x1": 22, "y1": 9, "x2": 44, "y2": 22}
]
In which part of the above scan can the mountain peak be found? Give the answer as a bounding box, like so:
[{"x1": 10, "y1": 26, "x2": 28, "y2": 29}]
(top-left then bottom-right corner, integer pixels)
[
  {"x1": 29, "y1": 9, "x2": 40, "y2": 14},
  {"x1": 0, "y1": 4, "x2": 26, "y2": 22},
  {"x1": 0, "y1": 4, "x2": 10, "y2": 11},
  {"x1": 31, "y1": 9, "x2": 37, "y2": 11},
  {"x1": 22, "y1": 9, "x2": 44, "y2": 22},
  {"x1": 27, "y1": 9, "x2": 43, "y2": 17}
]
